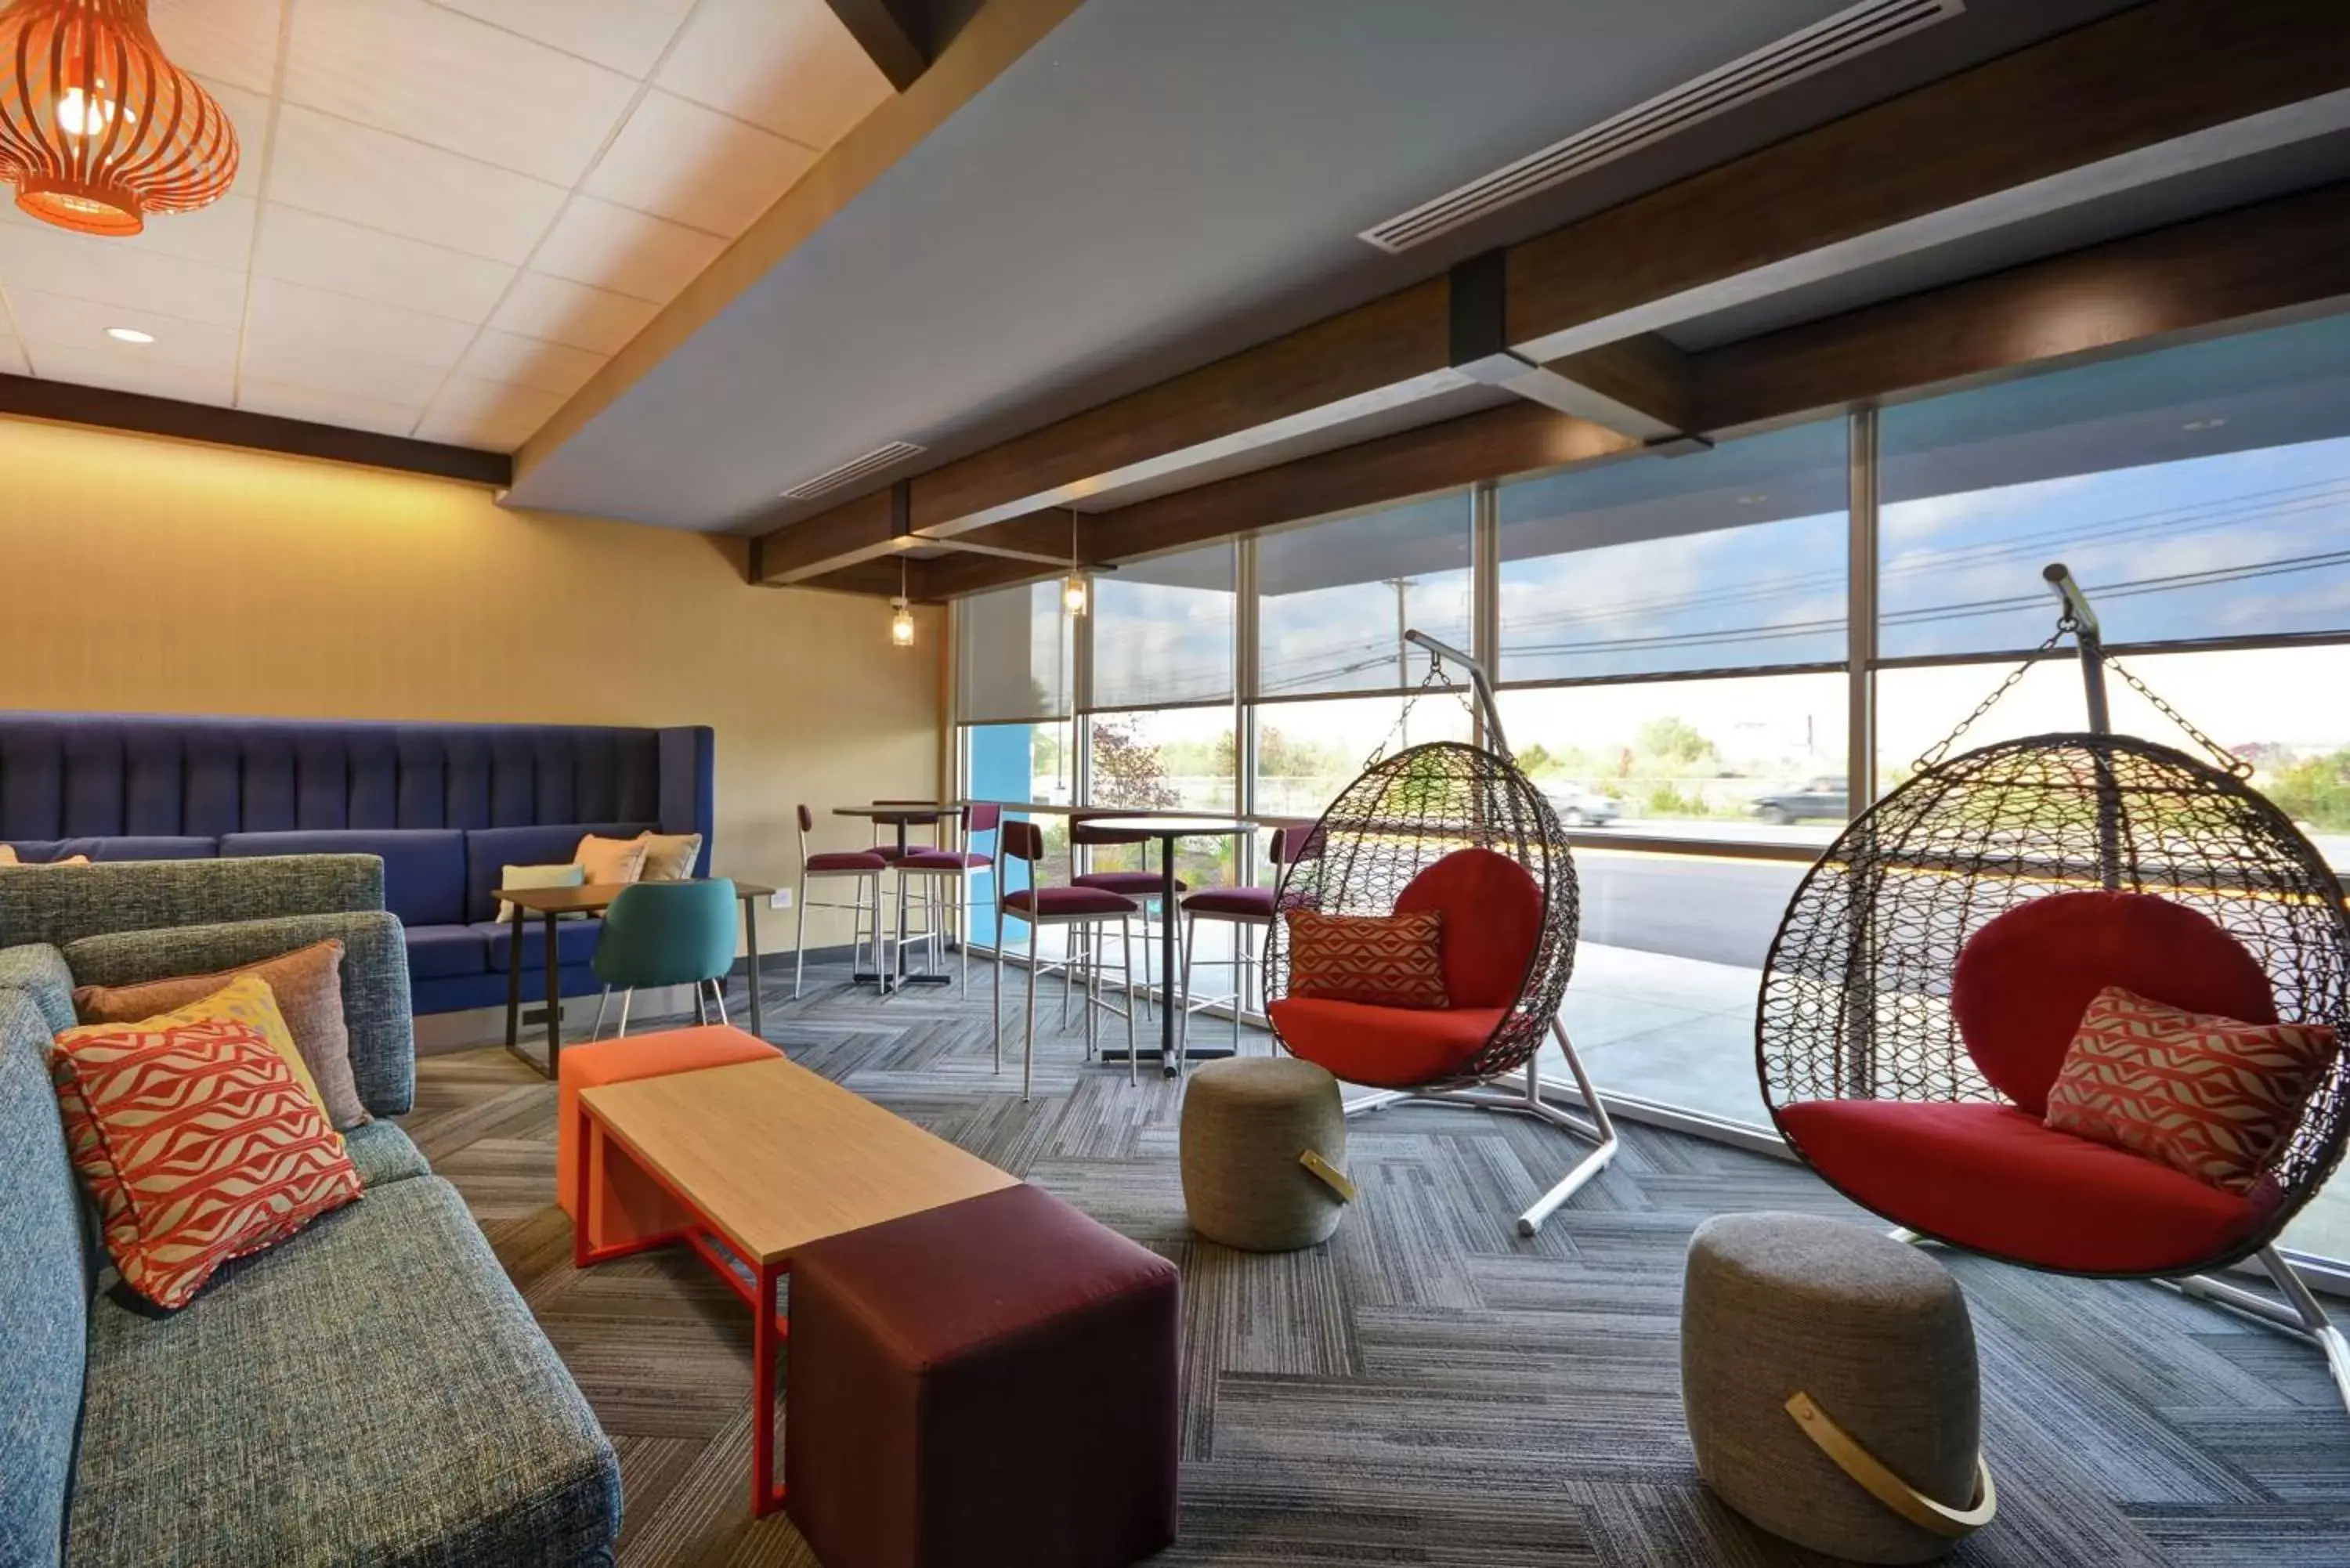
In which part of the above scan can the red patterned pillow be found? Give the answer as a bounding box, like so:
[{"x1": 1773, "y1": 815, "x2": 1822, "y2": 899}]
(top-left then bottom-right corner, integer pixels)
[
  {"x1": 1285, "y1": 909, "x2": 1448, "y2": 1009},
  {"x1": 50, "y1": 1015, "x2": 363, "y2": 1309},
  {"x1": 2044, "y1": 985, "x2": 2338, "y2": 1193}
]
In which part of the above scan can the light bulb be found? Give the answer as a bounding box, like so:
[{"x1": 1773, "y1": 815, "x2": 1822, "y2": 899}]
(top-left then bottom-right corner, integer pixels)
[
  {"x1": 1062, "y1": 572, "x2": 1088, "y2": 617},
  {"x1": 56, "y1": 85, "x2": 128, "y2": 139},
  {"x1": 889, "y1": 598, "x2": 915, "y2": 647}
]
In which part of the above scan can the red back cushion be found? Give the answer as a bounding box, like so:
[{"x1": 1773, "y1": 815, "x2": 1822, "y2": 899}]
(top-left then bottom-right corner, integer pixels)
[
  {"x1": 1950, "y1": 891, "x2": 2275, "y2": 1115},
  {"x1": 1396, "y1": 847, "x2": 1542, "y2": 1010}
]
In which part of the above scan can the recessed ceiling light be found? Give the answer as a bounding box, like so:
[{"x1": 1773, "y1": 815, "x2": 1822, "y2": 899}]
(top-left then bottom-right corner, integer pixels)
[
  {"x1": 2182, "y1": 417, "x2": 2227, "y2": 432},
  {"x1": 104, "y1": 327, "x2": 155, "y2": 345}
]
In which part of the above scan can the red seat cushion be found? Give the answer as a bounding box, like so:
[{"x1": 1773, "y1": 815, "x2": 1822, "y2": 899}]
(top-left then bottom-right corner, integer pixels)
[
  {"x1": 1073, "y1": 870, "x2": 1187, "y2": 896},
  {"x1": 1268, "y1": 997, "x2": 1505, "y2": 1089},
  {"x1": 1952, "y1": 891, "x2": 2275, "y2": 1115},
  {"x1": 1183, "y1": 885, "x2": 1275, "y2": 917},
  {"x1": 1005, "y1": 885, "x2": 1137, "y2": 917},
  {"x1": 901, "y1": 850, "x2": 990, "y2": 870},
  {"x1": 1777, "y1": 1099, "x2": 2274, "y2": 1274},
  {"x1": 1395, "y1": 847, "x2": 1542, "y2": 1008},
  {"x1": 805, "y1": 851, "x2": 888, "y2": 873}
]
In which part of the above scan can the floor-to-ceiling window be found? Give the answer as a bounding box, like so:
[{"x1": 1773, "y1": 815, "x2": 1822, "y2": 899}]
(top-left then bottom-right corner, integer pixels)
[{"x1": 956, "y1": 580, "x2": 1076, "y2": 945}]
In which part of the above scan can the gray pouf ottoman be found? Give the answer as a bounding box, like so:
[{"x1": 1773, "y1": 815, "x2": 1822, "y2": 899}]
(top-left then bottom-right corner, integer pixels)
[
  {"x1": 1180, "y1": 1057, "x2": 1351, "y2": 1251},
  {"x1": 1682, "y1": 1212, "x2": 1994, "y2": 1564}
]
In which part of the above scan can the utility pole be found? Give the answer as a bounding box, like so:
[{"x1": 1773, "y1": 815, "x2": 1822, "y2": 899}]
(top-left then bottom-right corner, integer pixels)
[{"x1": 1384, "y1": 576, "x2": 1413, "y2": 746}]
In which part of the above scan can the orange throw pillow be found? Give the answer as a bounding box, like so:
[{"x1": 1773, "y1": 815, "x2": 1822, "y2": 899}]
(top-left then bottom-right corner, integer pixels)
[
  {"x1": 1285, "y1": 909, "x2": 1448, "y2": 1009},
  {"x1": 2044, "y1": 985, "x2": 2338, "y2": 1193},
  {"x1": 72, "y1": 940, "x2": 369, "y2": 1129},
  {"x1": 575, "y1": 834, "x2": 648, "y2": 886},
  {"x1": 50, "y1": 1013, "x2": 362, "y2": 1309}
]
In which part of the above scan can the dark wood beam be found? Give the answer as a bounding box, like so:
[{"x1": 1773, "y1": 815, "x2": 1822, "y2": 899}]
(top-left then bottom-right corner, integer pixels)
[
  {"x1": 0, "y1": 374, "x2": 508, "y2": 486},
  {"x1": 791, "y1": 555, "x2": 918, "y2": 598},
  {"x1": 919, "y1": 403, "x2": 1633, "y2": 601},
  {"x1": 1693, "y1": 181, "x2": 2350, "y2": 431},
  {"x1": 820, "y1": 0, "x2": 931, "y2": 92},
  {"x1": 754, "y1": 486, "x2": 906, "y2": 583},
  {"x1": 1507, "y1": 0, "x2": 2350, "y2": 361}
]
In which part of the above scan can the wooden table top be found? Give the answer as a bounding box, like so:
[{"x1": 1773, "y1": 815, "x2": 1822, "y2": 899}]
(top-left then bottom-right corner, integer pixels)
[
  {"x1": 580, "y1": 1057, "x2": 1018, "y2": 1263},
  {"x1": 497, "y1": 877, "x2": 776, "y2": 915}
]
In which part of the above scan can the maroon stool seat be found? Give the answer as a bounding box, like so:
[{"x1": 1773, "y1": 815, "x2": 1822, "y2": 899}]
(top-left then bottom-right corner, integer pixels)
[
  {"x1": 785, "y1": 1183, "x2": 1180, "y2": 1568},
  {"x1": 1072, "y1": 868, "x2": 1188, "y2": 897},
  {"x1": 1180, "y1": 885, "x2": 1274, "y2": 917},
  {"x1": 1006, "y1": 884, "x2": 1137, "y2": 918},
  {"x1": 805, "y1": 849, "x2": 889, "y2": 873}
]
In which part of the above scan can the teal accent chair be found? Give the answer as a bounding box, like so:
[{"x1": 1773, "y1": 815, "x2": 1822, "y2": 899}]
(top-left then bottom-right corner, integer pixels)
[{"x1": 589, "y1": 878, "x2": 740, "y2": 1039}]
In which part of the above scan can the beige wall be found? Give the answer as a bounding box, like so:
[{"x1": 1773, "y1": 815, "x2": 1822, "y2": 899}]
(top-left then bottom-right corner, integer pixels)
[{"x1": 0, "y1": 415, "x2": 944, "y2": 950}]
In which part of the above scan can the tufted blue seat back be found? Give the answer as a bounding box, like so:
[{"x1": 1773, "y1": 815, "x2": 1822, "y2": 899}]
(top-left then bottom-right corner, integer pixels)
[{"x1": 0, "y1": 714, "x2": 711, "y2": 851}]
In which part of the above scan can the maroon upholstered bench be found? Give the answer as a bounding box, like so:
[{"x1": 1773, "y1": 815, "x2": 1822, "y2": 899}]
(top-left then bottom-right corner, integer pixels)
[{"x1": 784, "y1": 1183, "x2": 1180, "y2": 1568}]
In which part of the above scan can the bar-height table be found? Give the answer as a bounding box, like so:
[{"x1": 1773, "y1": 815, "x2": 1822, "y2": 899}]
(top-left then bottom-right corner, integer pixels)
[
  {"x1": 1076, "y1": 816, "x2": 1255, "y2": 1078},
  {"x1": 832, "y1": 804, "x2": 957, "y2": 992},
  {"x1": 499, "y1": 877, "x2": 776, "y2": 1078}
]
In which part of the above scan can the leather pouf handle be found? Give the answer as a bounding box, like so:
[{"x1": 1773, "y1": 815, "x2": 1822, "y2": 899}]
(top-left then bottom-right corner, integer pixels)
[
  {"x1": 1784, "y1": 1391, "x2": 1998, "y2": 1537},
  {"x1": 1299, "y1": 1148, "x2": 1356, "y2": 1202}
]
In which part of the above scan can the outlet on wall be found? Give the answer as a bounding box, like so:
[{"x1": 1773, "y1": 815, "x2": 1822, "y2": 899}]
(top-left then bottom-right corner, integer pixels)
[{"x1": 769, "y1": 887, "x2": 792, "y2": 909}]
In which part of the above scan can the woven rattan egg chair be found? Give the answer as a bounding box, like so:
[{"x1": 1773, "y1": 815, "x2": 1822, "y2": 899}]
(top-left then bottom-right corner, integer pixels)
[
  {"x1": 1760, "y1": 565, "x2": 2350, "y2": 1410},
  {"x1": 1264, "y1": 631, "x2": 1617, "y2": 1237}
]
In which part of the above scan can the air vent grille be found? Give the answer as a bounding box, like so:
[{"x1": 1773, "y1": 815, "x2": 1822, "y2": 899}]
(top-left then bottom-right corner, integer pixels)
[
  {"x1": 1361, "y1": 0, "x2": 1964, "y2": 255},
  {"x1": 779, "y1": 439, "x2": 927, "y2": 500}
]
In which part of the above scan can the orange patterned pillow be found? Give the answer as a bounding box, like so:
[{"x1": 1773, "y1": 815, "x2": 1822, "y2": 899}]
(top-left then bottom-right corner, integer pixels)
[
  {"x1": 2044, "y1": 985, "x2": 2338, "y2": 1192},
  {"x1": 50, "y1": 1014, "x2": 363, "y2": 1309},
  {"x1": 1285, "y1": 909, "x2": 1448, "y2": 1009}
]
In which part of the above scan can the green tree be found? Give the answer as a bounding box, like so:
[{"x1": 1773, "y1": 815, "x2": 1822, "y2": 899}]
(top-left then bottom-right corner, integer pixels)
[
  {"x1": 1090, "y1": 716, "x2": 1179, "y2": 809},
  {"x1": 2266, "y1": 750, "x2": 2350, "y2": 831},
  {"x1": 1636, "y1": 716, "x2": 1717, "y2": 768}
]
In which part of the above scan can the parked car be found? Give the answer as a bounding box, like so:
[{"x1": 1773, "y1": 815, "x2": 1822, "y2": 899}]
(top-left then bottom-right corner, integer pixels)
[
  {"x1": 1546, "y1": 785, "x2": 1622, "y2": 827},
  {"x1": 1751, "y1": 777, "x2": 1848, "y2": 825}
]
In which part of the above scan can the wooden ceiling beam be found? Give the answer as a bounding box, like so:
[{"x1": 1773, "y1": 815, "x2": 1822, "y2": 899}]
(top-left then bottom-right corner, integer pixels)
[
  {"x1": 1506, "y1": 0, "x2": 2350, "y2": 363},
  {"x1": 821, "y1": 0, "x2": 932, "y2": 92},
  {"x1": 1691, "y1": 180, "x2": 2350, "y2": 432}
]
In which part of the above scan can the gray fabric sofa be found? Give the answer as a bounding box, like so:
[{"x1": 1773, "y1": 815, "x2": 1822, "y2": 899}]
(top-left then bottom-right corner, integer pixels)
[{"x1": 0, "y1": 857, "x2": 620, "y2": 1568}]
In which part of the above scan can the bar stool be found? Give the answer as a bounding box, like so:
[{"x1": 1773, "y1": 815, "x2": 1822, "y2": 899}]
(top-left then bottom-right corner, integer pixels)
[
  {"x1": 1177, "y1": 824, "x2": 1318, "y2": 1058},
  {"x1": 897, "y1": 804, "x2": 1001, "y2": 995},
  {"x1": 1070, "y1": 811, "x2": 1186, "y2": 1027},
  {"x1": 793, "y1": 804, "x2": 887, "y2": 999},
  {"x1": 994, "y1": 820, "x2": 1139, "y2": 1100}
]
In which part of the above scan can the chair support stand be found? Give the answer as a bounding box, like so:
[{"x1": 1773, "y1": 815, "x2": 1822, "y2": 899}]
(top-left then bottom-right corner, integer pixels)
[
  {"x1": 1341, "y1": 1018, "x2": 1618, "y2": 1237},
  {"x1": 1890, "y1": 1229, "x2": 2350, "y2": 1414}
]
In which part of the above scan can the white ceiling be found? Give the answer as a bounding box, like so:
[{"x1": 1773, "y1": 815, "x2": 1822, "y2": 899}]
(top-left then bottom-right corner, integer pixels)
[{"x1": 0, "y1": 0, "x2": 893, "y2": 450}]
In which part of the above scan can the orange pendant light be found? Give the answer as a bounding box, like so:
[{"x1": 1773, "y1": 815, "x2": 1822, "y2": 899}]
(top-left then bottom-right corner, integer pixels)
[{"x1": 0, "y1": 0, "x2": 237, "y2": 237}]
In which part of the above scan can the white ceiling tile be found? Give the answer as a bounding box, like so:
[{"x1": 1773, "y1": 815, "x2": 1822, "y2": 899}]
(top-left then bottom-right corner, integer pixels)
[
  {"x1": 0, "y1": 190, "x2": 259, "y2": 273},
  {"x1": 659, "y1": 0, "x2": 892, "y2": 149},
  {"x1": 487, "y1": 271, "x2": 658, "y2": 355},
  {"x1": 531, "y1": 193, "x2": 725, "y2": 303},
  {"x1": 27, "y1": 343, "x2": 237, "y2": 405},
  {"x1": 150, "y1": 0, "x2": 288, "y2": 96},
  {"x1": 0, "y1": 334, "x2": 27, "y2": 376},
  {"x1": 285, "y1": 0, "x2": 638, "y2": 186},
  {"x1": 237, "y1": 335, "x2": 454, "y2": 406},
  {"x1": 0, "y1": 226, "x2": 249, "y2": 326},
  {"x1": 266, "y1": 103, "x2": 568, "y2": 265},
  {"x1": 3, "y1": 288, "x2": 241, "y2": 373},
  {"x1": 254, "y1": 204, "x2": 515, "y2": 323},
  {"x1": 417, "y1": 373, "x2": 566, "y2": 450},
  {"x1": 245, "y1": 276, "x2": 478, "y2": 373},
  {"x1": 583, "y1": 90, "x2": 815, "y2": 236},
  {"x1": 457, "y1": 328, "x2": 606, "y2": 398},
  {"x1": 435, "y1": 0, "x2": 697, "y2": 79},
  {"x1": 237, "y1": 377, "x2": 425, "y2": 438}
]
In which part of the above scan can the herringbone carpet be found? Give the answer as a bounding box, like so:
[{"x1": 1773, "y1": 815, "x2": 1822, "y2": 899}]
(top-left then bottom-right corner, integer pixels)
[{"x1": 408, "y1": 962, "x2": 2350, "y2": 1567}]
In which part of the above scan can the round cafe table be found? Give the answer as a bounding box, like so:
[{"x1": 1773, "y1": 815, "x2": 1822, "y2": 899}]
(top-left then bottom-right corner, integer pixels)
[
  {"x1": 833, "y1": 804, "x2": 956, "y2": 990},
  {"x1": 1077, "y1": 816, "x2": 1256, "y2": 1078}
]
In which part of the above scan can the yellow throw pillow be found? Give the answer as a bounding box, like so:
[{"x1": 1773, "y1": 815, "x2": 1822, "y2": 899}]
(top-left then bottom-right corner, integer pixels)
[
  {"x1": 1, "y1": 848, "x2": 89, "y2": 865},
  {"x1": 576, "y1": 834, "x2": 648, "y2": 886},
  {"x1": 55, "y1": 973, "x2": 339, "y2": 1136},
  {"x1": 635, "y1": 831, "x2": 703, "y2": 881},
  {"x1": 0, "y1": 845, "x2": 13, "y2": 864}
]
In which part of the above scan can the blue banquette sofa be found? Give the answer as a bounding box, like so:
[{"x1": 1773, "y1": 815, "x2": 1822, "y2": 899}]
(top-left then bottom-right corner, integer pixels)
[{"x1": 0, "y1": 712, "x2": 714, "y2": 1013}]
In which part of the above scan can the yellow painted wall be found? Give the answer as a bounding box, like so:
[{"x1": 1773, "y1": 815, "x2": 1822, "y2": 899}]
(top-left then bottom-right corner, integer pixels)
[{"x1": 0, "y1": 415, "x2": 945, "y2": 951}]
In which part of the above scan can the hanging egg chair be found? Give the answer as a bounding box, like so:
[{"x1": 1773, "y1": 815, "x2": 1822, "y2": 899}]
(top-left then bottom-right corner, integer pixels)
[
  {"x1": 1759, "y1": 565, "x2": 2350, "y2": 1409},
  {"x1": 1264, "y1": 631, "x2": 1616, "y2": 1237}
]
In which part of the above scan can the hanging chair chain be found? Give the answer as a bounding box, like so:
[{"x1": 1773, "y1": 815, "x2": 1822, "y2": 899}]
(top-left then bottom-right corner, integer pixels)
[
  {"x1": 1912, "y1": 616, "x2": 2252, "y2": 779},
  {"x1": 1362, "y1": 649, "x2": 1458, "y2": 771},
  {"x1": 2102, "y1": 653, "x2": 2253, "y2": 778},
  {"x1": 1913, "y1": 626, "x2": 2069, "y2": 772}
]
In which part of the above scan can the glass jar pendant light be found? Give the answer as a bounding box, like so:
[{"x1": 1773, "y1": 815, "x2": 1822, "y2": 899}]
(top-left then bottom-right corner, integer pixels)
[
  {"x1": 1062, "y1": 508, "x2": 1088, "y2": 617},
  {"x1": 888, "y1": 554, "x2": 915, "y2": 646}
]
